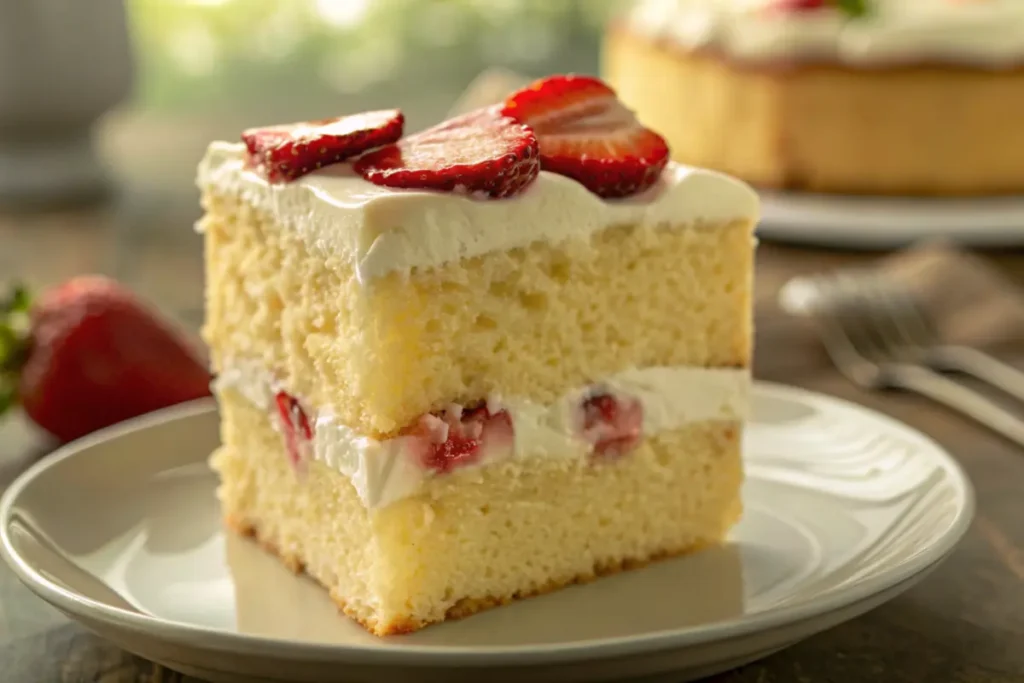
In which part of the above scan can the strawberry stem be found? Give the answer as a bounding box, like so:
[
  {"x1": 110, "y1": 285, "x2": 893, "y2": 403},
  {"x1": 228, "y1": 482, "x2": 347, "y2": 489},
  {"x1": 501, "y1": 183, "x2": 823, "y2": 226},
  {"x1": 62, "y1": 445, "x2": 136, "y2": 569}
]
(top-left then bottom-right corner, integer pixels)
[{"x1": 0, "y1": 282, "x2": 32, "y2": 415}]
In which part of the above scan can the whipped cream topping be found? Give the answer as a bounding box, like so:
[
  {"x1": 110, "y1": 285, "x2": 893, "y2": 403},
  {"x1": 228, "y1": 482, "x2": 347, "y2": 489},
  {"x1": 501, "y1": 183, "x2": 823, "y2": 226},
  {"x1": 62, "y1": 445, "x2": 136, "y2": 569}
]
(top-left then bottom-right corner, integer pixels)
[
  {"x1": 627, "y1": 0, "x2": 1024, "y2": 66},
  {"x1": 214, "y1": 361, "x2": 750, "y2": 510},
  {"x1": 196, "y1": 142, "x2": 758, "y2": 283}
]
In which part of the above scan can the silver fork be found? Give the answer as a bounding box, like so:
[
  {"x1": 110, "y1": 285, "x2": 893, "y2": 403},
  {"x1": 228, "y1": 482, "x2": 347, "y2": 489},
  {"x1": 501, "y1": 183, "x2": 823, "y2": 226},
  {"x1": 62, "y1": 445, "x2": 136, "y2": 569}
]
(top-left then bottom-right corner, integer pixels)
[
  {"x1": 810, "y1": 272, "x2": 1024, "y2": 447},
  {"x1": 864, "y1": 280, "x2": 1024, "y2": 402}
]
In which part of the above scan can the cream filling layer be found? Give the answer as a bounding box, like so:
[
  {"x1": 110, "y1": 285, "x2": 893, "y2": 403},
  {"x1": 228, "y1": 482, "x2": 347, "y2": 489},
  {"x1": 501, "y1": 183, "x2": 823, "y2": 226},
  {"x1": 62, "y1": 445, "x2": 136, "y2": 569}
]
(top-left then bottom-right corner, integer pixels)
[
  {"x1": 195, "y1": 142, "x2": 758, "y2": 283},
  {"x1": 627, "y1": 0, "x2": 1024, "y2": 66},
  {"x1": 214, "y1": 361, "x2": 750, "y2": 510}
]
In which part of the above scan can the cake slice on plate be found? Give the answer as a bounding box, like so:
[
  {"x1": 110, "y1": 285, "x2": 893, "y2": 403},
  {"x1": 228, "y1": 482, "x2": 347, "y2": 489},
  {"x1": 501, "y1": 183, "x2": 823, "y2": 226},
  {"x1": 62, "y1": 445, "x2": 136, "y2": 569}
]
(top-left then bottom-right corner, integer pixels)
[{"x1": 198, "y1": 74, "x2": 758, "y2": 636}]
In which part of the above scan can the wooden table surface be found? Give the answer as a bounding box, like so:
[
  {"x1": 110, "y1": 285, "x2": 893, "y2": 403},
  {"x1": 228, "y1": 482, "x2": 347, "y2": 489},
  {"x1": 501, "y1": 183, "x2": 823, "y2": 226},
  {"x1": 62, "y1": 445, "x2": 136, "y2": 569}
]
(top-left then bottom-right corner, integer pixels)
[{"x1": 2, "y1": 198, "x2": 1024, "y2": 683}]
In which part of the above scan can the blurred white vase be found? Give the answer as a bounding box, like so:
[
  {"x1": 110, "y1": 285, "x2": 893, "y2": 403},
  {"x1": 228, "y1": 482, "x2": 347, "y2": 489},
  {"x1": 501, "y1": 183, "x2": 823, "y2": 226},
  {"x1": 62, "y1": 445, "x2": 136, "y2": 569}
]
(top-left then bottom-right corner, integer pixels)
[{"x1": 0, "y1": 0, "x2": 134, "y2": 206}]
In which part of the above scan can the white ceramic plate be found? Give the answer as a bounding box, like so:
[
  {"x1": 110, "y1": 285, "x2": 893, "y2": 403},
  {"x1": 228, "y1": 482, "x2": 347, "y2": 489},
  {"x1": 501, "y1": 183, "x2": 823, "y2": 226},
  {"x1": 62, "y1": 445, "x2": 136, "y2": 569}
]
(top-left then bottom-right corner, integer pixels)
[
  {"x1": 0, "y1": 383, "x2": 973, "y2": 683},
  {"x1": 758, "y1": 190, "x2": 1024, "y2": 249}
]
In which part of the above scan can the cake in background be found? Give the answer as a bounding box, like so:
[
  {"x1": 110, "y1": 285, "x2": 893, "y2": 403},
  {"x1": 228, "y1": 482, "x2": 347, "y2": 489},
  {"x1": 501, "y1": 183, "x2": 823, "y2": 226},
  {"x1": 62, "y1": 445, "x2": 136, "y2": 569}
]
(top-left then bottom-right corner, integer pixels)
[
  {"x1": 603, "y1": 0, "x2": 1024, "y2": 196},
  {"x1": 198, "y1": 74, "x2": 758, "y2": 635}
]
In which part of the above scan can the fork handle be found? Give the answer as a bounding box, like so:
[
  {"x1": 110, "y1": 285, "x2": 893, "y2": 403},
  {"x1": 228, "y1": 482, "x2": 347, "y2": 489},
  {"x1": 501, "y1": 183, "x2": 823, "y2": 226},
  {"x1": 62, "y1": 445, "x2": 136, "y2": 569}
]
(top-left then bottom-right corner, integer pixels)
[
  {"x1": 888, "y1": 363, "x2": 1024, "y2": 447},
  {"x1": 928, "y1": 345, "x2": 1024, "y2": 404}
]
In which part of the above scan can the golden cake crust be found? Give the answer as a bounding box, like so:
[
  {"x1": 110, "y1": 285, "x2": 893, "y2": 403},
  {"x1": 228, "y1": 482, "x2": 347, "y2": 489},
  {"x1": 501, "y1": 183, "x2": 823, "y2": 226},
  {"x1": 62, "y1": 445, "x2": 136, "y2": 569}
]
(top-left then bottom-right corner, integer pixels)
[
  {"x1": 604, "y1": 23, "x2": 1024, "y2": 196},
  {"x1": 226, "y1": 512, "x2": 713, "y2": 636}
]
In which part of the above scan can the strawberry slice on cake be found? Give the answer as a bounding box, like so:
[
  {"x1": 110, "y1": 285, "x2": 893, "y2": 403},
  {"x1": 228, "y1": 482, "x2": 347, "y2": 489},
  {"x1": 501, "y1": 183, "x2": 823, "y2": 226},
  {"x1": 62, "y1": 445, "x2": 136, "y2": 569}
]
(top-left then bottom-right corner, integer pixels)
[
  {"x1": 501, "y1": 74, "x2": 669, "y2": 197},
  {"x1": 355, "y1": 108, "x2": 539, "y2": 198},
  {"x1": 243, "y1": 109, "x2": 405, "y2": 182},
  {"x1": 198, "y1": 73, "x2": 758, "y2": 635}
]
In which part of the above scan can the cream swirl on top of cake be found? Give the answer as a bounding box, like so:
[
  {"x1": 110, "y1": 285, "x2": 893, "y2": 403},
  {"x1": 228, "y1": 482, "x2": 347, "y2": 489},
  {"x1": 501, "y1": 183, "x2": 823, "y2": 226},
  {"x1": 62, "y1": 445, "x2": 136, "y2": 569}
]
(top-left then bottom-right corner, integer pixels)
[
  {"x1": 627, "y1": 0, "x2": 1024, "y2": 66},
  {"x1": 196, "y1": 144, "x2": 757, "y2": 283}
]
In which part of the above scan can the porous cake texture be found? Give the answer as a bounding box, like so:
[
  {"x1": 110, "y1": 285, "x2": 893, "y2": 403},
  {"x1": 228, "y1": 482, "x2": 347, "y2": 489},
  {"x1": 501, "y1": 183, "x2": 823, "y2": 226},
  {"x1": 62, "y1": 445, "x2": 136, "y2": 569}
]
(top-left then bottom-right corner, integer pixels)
[
  {"x1": 213, "y1": 391, "x2": 742, "y2": 634},
  {"x1": 201, "y1": 189, "x2": 752, "y2": 436},
  {"x1": 198, "y1": 81, "x2": 758, "y2": 635}
]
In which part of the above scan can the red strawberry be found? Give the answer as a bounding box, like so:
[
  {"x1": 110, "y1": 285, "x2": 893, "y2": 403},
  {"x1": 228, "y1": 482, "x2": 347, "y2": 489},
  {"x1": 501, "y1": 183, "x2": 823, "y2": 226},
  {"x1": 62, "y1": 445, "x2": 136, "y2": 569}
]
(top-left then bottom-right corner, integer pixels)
[
  {"x1": 580, "y1": 392, "x2": 644, "y2": 458},
  {"x1": 768, "y1": 0, "x2": 867, "y2": 13},
  {"x1": 354, "y1": 107, "x2": 540, "y2": 199},
  {"x1": 0, "y1": 277, "x2": 211, "y2": 443},
  {"x1": 274, "y1": 391, "x2": 313, "y2": 467},
  {"x1": 768, "y1": 0, "x2": 827, "y2": 10},
  {"x1": 500, "y1": 74, "x2": 669, "y2": 198},
  {"x1": 425, "y1": 431, "x2": 481, "y2": 473},
  {"x1": 403, "y1": 401, "x2": 515, "y2": 473},
  {"x1": 242, "y1": 109, "x2": 404, "y2": 183}
]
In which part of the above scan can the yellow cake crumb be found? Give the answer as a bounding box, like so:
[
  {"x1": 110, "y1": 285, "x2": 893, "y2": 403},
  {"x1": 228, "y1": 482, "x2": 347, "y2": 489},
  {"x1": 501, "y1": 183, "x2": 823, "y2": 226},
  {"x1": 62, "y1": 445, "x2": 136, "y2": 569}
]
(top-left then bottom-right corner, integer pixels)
[{"x1": 201, "y1": 191, "x2": 754, "y2": 435}]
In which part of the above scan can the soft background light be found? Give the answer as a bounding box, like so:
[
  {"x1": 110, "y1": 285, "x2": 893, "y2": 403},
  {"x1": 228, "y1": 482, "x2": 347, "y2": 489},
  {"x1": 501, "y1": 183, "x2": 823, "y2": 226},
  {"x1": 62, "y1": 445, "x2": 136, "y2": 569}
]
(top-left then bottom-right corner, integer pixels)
[{"x1": 105, "y1": 0, "x2": 618, "y2": 219}]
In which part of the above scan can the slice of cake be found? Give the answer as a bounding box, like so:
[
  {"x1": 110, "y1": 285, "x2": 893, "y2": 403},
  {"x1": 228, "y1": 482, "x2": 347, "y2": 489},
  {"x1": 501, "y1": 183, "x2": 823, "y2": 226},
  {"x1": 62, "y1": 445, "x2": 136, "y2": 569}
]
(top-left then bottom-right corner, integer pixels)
[
  {"x1": 198, "y1": 74, "x2": 758, "y2": 636},
  {"x1": 604, "y1": 0, "x2": 1024, "y2": 196}
]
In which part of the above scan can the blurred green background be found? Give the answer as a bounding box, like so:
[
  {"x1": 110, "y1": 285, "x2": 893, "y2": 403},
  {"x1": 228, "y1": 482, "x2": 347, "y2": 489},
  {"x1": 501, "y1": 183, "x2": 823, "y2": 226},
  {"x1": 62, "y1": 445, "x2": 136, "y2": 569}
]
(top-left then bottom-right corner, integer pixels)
[
  {"x1": 108, "y1": 0, "x2": 620, "y2": 200},
  {"x1": 130, "y1": 0, "x2": 618, "y2": 122},
  {"x1": 86, "y1": 0, "x2": 622, "y2": 322}
]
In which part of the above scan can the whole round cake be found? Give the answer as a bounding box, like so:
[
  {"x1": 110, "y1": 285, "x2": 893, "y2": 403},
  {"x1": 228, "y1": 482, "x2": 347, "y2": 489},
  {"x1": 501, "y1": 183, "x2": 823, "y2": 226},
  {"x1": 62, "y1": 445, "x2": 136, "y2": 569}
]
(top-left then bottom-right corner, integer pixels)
[{"x1": 603, "y1": 0, "x2": 1024, "y2": 196}]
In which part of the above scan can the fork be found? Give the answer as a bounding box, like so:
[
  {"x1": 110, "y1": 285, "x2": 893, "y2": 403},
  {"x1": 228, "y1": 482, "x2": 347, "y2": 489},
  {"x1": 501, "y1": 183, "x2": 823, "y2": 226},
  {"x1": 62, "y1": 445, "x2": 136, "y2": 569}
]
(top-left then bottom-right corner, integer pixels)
[
  {"x1": 857, "y1": 277, "x2": 1024, "y2": 402},
  {"x1": 809, "y1": 272, "x2": 1024, "y2": 447}
]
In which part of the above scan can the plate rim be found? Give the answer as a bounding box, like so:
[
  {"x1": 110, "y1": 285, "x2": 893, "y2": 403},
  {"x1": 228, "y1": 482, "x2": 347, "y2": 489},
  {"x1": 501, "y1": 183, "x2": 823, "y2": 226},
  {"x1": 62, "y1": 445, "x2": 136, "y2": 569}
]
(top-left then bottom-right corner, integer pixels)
[
  {"x1": 757, "y1": 190, "x2": 1024, "y2": 249},
  {"x1": 0, "y1": 382, "x2": 975, "y2": 666}
]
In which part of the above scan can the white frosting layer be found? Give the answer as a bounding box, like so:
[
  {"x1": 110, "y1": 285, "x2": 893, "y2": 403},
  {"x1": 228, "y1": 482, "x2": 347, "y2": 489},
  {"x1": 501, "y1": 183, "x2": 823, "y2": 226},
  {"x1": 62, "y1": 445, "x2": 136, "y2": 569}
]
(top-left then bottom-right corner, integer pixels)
[
  {"x1": 627, "y1": 0, "x2": 1024, "y2": 66},
  {"x1": 214, "y1": 362, "x2": 750, "y2": 510},
  {"x1": 196, "y1": 142, "x2": 758, "y2": 282}
]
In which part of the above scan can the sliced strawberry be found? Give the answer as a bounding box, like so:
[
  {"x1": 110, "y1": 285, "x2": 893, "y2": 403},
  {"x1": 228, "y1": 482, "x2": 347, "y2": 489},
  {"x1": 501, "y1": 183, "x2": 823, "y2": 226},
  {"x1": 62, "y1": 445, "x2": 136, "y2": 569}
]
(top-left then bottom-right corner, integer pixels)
[
  {"x1": 500, "y1": 74, "x2": 669, "y2": 199},
  {"x1": 583, "y1": 394, "x2": 619, "y2": 425},
  {"x1": 768, "y1": 0, "x2": 827, "y2": 10},
  {"x1": 501, "y1": 75, "x2": 618, "y2": 134},
  {"x1": 242, "y1": 109, "x2": 404, "y2": 183},
  {"x1": 426, "y1": 431, "x2": 481, "y2": 473},
  {"x1": 768, "y1": 0, "x2": 867, "y2": 14},
  {"x1": 274, "y1": 391, "x2": 313, "y2": 467},
  {"x1": 402, "y1": 401, "x2": 515, "y2": 473},
  {"x1": 580, "y1": 392, "x2": 644, "y2": 458},
  {"x1": 354, "y1": 107, "x2": 540, "y2": 199}
]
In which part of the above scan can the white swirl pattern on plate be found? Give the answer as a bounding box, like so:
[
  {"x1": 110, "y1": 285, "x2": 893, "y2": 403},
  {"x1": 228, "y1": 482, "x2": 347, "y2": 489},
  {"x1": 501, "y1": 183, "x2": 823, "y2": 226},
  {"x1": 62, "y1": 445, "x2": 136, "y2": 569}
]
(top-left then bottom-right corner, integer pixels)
[{"x1": 740, "y1": 384, "x2": 966, "y2": 610}]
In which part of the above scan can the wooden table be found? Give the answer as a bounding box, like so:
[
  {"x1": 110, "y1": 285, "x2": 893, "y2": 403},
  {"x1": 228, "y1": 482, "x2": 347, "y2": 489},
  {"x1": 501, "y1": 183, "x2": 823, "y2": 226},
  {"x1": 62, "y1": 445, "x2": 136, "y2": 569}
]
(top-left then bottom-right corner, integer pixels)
[{"x1": 2, "y1": 199, "x2": 1024, "y2": 682}]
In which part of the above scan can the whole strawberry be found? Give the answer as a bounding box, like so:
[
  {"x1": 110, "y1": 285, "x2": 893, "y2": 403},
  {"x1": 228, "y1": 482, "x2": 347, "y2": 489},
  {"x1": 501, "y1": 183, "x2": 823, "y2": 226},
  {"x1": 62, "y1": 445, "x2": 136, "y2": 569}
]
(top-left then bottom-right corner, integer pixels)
[{"x1": 0, "y1": 276, "x2": 212, "y2": 443}]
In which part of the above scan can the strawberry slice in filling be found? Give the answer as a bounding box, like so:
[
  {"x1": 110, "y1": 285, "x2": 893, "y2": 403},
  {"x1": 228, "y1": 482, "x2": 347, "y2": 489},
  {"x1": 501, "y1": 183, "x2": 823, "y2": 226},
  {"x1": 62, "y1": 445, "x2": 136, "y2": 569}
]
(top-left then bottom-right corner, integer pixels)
[
  {"x1": 274, "y1": 391, "x2": 314, "y2": 467},
  {"x1": 579, "y1": 392, "x2": 644, "y2": 458},
  {"x1": 268, "y1": 387, "x2": 645, "y2": 477},
  {"x1": 403, "y1": 402, "x2": 515, "y2": 473}
]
